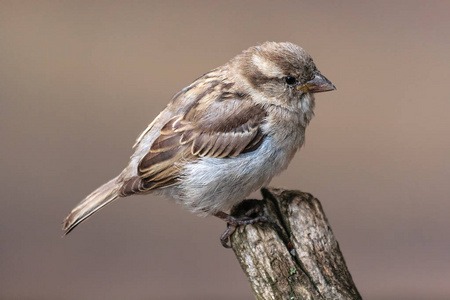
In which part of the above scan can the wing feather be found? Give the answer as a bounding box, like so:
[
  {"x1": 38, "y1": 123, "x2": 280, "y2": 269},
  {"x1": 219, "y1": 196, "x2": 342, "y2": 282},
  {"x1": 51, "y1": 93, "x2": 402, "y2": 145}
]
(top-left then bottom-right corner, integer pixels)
[{"x1": 121, "y1": 77, "x2": 267, "y2": 196}]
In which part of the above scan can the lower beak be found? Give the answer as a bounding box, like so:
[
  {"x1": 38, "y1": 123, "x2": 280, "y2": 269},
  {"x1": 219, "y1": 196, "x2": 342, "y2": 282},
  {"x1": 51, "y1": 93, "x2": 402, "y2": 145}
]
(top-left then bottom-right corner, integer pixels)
[{"x1": 297, "y1": 73, "x2": 336, "y2": 93}]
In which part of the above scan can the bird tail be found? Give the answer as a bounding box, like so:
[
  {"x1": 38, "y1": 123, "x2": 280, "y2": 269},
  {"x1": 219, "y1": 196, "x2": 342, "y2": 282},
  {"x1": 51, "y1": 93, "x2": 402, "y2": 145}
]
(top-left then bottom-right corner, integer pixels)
[{"x1": 63, "y1": 177, "x2": 120, "y2": 235}]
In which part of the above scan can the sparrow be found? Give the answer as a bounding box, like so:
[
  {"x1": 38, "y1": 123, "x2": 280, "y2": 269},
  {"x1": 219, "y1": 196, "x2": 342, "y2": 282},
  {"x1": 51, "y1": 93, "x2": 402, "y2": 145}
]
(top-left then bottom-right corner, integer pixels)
[{"x1": 62, "y1": 41, "x2": 335, "y2": 247}]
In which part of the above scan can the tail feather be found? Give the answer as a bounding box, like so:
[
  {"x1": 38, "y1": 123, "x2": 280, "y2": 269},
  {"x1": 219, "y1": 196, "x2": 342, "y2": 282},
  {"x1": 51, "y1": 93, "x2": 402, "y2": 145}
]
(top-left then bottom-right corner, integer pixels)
[{"x1": 63, "y1": 177, "x2": 120, "y2": 235}]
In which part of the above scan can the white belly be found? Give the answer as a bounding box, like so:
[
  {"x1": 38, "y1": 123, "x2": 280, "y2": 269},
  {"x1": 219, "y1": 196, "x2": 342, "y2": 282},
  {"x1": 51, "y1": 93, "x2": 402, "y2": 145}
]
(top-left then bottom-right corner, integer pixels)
[{"x1": 163, "y1": 136, "x2": 298, "y2": 215}]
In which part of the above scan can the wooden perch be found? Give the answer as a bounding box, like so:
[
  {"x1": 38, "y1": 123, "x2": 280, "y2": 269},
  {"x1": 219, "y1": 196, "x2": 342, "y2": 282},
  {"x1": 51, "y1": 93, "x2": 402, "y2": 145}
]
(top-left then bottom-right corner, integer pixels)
[{"x1": 229, "y1": 188, "x2": 362, "y2": 300}]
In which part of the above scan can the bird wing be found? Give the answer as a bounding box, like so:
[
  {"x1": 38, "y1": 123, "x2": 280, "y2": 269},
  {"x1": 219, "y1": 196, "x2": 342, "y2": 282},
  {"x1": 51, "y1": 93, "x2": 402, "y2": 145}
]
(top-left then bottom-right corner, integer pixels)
[{"x1": 119, "y1": 82, "x2": 267, "y2": 196}]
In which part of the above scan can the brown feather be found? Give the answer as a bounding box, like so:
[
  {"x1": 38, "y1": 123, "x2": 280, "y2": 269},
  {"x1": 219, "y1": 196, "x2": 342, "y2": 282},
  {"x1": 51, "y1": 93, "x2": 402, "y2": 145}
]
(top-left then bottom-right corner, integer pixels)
[
  {"x1": 147, "y1": 165, "x2": 180, "y2": 182},
  {"x1": 128, "y1": 76, "x2": 268, "y2": 196},
  {"x1": 207, "y1": 133, "x2": 233, "y2": 158},
  {"x1": 229, "y1": 132, "x2": 256, "y2": 157},
  {"x1": 180, "y1": 130, "x2": 199, "y2": 144},
  {"x1": 149, "y1": 134, "x2": 181, "y2": 152},
  {"x1": 191, "y1": 133, "x2": 210, "y2": 156},
  {"x1": 160, "y1": 117, "x2": 180, "y2": 135},
  {"x1": 197, "y1": 133, "x2": 219, "y2": 157},
  {"x1": 242, "y1": 128, "x2": 265, "y2": 153},
  {"x1": 138, "y1": 147, "x2": 181, "y2": 176}
]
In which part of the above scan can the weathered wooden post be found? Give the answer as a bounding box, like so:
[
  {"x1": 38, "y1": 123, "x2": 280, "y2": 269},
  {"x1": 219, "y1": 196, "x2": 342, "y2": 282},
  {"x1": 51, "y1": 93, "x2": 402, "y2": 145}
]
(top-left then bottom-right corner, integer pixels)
[{"x1": 230, "y1": 188, "x2": 362, "y2": 300}]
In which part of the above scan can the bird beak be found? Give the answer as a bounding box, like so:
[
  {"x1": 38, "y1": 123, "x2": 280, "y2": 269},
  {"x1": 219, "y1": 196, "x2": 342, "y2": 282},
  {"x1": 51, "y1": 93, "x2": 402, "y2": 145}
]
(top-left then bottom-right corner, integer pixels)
[{"x1": 297, "y1": 73, "x2": 336, "y2": 93}]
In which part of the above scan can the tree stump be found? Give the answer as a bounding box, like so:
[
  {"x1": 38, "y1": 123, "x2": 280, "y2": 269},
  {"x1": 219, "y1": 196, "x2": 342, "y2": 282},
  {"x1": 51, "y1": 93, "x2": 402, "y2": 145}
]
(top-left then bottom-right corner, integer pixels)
[{"x1": 229, "y1": 188, "x2": 362, "y2": 300}]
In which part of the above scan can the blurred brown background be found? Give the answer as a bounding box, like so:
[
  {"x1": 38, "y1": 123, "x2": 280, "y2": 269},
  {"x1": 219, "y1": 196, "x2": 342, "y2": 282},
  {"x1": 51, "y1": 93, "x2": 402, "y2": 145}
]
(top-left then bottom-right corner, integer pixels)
[{"x1": 1, "y1": 1, "x2": 449, "y2": 299}]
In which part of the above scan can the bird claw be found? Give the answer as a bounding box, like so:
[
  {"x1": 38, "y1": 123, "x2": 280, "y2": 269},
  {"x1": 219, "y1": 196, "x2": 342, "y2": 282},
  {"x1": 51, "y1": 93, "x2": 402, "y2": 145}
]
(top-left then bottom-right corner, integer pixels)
[
  {"x1": 219, "y1": 225, "x2": 236, "y2": 248},
  {"x1": 217, "y1": 213, "x2": 270, "y2": 248}
]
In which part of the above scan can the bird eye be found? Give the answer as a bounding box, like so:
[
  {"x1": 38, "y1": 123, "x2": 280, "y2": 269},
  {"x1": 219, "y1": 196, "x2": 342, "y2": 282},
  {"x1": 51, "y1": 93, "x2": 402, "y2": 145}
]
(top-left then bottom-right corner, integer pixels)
[{"x1": 285, "y1": 76, "x2": 296, "y2": 85}]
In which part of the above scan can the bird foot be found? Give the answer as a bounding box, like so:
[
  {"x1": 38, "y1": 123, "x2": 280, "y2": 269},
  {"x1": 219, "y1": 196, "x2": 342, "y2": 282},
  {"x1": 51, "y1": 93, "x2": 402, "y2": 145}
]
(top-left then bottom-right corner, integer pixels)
[{"x1": 214, "y1": 208, "x2": 270, "y2": 248}]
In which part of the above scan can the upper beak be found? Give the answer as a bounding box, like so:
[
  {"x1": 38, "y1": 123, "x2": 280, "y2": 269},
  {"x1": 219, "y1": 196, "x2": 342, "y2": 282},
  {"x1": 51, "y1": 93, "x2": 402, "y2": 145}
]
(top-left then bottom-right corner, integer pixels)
[{"x1": 297, "y1": 73, "x2": 336, "y2": 93}]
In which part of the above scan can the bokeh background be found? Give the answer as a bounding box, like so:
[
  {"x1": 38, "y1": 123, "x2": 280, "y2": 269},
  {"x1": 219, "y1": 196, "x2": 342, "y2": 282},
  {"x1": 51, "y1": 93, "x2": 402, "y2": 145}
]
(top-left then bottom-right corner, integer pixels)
[{"x1": 1, "y1": 1, "x2": 449, "y2": 299}]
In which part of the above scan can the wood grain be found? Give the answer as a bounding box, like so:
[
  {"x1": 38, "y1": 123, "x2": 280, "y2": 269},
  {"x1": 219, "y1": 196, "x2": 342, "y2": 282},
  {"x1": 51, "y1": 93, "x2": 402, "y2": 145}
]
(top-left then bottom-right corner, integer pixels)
[{"x1": 230, "y1": 188, "x2": 362, "y2": 300}]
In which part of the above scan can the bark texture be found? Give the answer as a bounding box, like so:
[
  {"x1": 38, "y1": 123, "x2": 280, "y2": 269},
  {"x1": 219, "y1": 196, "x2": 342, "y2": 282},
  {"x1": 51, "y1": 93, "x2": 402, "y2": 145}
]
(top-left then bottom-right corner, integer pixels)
[{"x1": 230, "y1": 188, "x2": 362, "y2": 300}]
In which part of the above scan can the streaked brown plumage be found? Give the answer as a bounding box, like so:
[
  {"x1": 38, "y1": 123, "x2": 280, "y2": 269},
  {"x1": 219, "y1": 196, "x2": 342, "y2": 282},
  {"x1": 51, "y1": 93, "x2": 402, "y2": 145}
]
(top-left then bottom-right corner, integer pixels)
[
  {"x1": 120, "y1": 83, "x2": 267, "y2": 196},
  {"x1": 63, "y1": 42, "x2": 335, "y2": 246}
]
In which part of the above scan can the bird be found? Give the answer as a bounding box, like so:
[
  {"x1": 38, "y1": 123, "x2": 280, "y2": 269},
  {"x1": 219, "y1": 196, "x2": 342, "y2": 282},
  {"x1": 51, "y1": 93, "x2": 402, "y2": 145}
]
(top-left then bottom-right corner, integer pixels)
[{"x1": 62, "y1": 41, "x2": 335, "y2": 247}]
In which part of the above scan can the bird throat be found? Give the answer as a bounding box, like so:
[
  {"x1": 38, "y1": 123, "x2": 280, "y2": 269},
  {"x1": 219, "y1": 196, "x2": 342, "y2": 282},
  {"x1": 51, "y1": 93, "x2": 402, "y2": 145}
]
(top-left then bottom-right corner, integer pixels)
[{"x1": 298, "y1": 93, "x2": 315, "y2": 127}]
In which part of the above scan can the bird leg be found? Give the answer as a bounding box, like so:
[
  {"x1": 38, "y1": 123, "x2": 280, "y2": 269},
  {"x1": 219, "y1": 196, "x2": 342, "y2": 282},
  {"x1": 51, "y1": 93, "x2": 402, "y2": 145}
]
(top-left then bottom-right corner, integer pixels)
[{"x1": 214, "y1": 209, "x2": 269, "y2": 248}]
